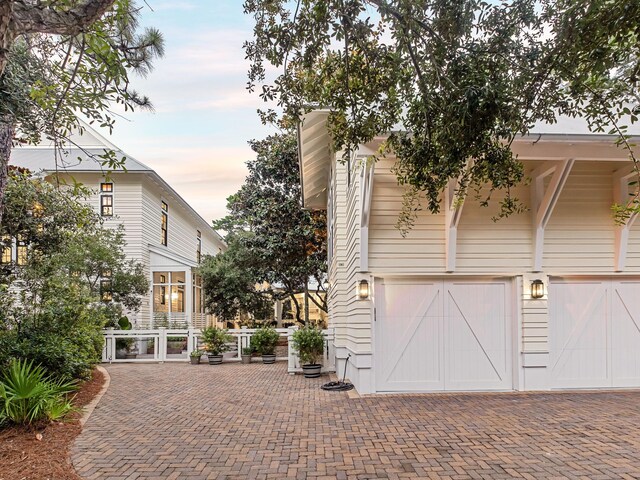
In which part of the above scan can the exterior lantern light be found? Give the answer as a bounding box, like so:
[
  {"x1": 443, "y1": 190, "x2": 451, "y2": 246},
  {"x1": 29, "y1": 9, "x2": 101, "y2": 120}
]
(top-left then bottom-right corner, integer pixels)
[
  {"x1": 358, "y1": 279, "x2": 370, "y2": 300},
  {"x1": 531, "y1": 279, "x2": 545, "y2": 299}
]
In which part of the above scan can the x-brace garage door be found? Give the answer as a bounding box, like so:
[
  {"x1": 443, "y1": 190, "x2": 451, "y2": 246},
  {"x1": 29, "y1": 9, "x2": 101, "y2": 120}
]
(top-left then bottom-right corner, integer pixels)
[{"x1": 375, "y1": 278, "x2": 513, "y2": 392}]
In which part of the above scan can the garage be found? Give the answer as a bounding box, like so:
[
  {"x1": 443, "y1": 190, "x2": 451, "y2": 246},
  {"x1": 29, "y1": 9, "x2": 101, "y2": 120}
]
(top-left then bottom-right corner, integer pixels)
[
  {"x1": 549, "y1": 278, "x2": 640, "y2": 389},
  {"x1": 374, "y1": 278, "x2": 514, "y2": 392}
]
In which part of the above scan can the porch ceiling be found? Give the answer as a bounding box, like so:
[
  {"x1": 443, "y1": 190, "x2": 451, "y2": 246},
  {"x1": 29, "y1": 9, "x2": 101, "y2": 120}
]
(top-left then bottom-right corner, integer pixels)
[{"x1": 298, "y1": 110, "x2": 332, "y2": 209}]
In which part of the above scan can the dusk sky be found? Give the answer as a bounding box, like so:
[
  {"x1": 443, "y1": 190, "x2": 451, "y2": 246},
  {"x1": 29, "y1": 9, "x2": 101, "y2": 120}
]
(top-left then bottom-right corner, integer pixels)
[{"x1": 100, "y1": 1, "x2": 274, "y2": 224}]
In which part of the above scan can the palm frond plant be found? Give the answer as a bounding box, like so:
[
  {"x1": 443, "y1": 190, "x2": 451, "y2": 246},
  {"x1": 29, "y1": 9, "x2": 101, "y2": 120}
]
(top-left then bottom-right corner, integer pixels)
[{"x1": 0, "y1": 359, "x2": 78, "y2": 425}]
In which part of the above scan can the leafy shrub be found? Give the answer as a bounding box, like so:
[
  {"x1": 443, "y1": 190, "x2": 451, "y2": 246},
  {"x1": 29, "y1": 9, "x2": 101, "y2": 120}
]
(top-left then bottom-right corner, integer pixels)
[
  {"x1": 291, "y1": 326, "x2": 325, "y2": 365},
  {"x1": 201, "y1": 327, "x2": 233, "y2": 355},
  {"x1": 251, "y1": 326, "x2": 280, "y2": 355},
  {"x1": 0, "y1": 359, "x2": 78, "y2": 426}
]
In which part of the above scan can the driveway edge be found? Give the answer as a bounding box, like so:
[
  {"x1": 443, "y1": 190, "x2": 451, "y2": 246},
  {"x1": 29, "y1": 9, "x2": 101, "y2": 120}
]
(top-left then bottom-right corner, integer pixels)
[{"x1": 79, "y1": 365, "x2": 111, "y2": 427}]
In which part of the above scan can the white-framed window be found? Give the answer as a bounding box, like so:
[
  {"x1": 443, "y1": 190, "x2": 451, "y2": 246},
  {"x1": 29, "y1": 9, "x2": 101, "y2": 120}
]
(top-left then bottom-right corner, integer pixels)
[
  {"x1": 161, "y1": 201, "x2": 168, "y2": 246},
  {"x1": 152, "y1": 271, "x2": 187, "y2": 327},
  {"x1": 196, "y1": 230, "x2": 202, "y2": 263},
  {"x1": 100, "y1": 182, "x2": 114, "y2": 217}
]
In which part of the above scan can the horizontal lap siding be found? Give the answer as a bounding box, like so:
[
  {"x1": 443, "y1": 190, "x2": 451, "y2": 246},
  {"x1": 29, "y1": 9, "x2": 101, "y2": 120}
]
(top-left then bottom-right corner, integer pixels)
[
  {"x1": 329, "y1": 159, "x2": 373, "y2": 355},
  {"x1": 543, "y1": 162, "x2": 625, "y2": 272},
  {"x1": 369, "y1": 158, "x2": 446, "y2": 273}
]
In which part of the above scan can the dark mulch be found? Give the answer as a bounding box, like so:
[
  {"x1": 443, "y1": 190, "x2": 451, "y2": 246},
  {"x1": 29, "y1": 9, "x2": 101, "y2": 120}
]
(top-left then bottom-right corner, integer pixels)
[{"x1": 0, "y1": 368, "x2": 105, "y2": 480}]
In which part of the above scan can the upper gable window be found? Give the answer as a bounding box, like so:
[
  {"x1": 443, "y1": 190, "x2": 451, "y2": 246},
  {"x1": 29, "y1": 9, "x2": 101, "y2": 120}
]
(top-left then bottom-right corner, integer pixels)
[
  {"x1": 196, "y1": 230, "x2": 202, "y2": 263},
  {"x1": 100, "y1": 183, "x2": 114, "y2": 217},
  {"x1": 161, "y1": 201, "x2": 169, "y2": 246}
]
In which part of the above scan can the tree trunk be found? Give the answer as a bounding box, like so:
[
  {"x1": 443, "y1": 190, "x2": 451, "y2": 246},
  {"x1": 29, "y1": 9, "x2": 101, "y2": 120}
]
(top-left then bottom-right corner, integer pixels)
[
  {"x1": 0, "y1": 114, "x2": 14, "y2": 226},
  {"x1": 0, "y1": 1, "x2": 15, "y2": 76},
  {"x1": 304, "y1": 280, "x2": 310, "y2": 325}
]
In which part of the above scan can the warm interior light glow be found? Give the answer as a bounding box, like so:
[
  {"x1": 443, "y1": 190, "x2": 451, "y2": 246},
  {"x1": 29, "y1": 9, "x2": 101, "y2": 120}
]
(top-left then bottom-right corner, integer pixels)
[
  {"x1": 531, "y1": 279, "x2": 545, "y2": 299},
  {"x1": 358, "y1": 279, "x2": 370, "y2": 299}
]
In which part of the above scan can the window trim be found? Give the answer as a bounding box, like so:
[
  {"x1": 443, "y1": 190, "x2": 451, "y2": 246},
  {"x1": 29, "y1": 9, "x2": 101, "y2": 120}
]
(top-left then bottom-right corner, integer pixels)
[
  {"x1": 196, "y1": 230, "x2": 202, "y2": 263},
  {"x1": 100, "y1": 182, "x2": 114, "y2": 217},
  {"x1": 161, "y1": 201, "x2": 168, "y2": 246}
]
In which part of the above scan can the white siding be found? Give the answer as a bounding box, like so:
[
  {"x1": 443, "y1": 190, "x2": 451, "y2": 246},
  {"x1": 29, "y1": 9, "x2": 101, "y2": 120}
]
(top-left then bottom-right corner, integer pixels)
[
  {"x1": 328, "y1": 158, "x2": 372, "y2": 358},
  {"x1": 329, "y1": 153, "x2": 640, "y2": 387}
]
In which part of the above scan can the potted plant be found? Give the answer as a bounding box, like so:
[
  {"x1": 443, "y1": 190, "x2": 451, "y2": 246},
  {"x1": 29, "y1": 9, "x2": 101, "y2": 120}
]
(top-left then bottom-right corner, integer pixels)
[
  {"x1": 291, "y1": 326, "x2": 325, "y2": 378},
  {"x1": 190, "y1": 349, "x2": 203, "y2": 365},
  {"x1": 241, "y1": 346, "x2": 253, "y2": 364},
  {"x1": 251, "y1": 326, "x2": 280, "y2": 364},
  {"x1": 201, "y1": 326, "x2": 233, "y2": 365}
]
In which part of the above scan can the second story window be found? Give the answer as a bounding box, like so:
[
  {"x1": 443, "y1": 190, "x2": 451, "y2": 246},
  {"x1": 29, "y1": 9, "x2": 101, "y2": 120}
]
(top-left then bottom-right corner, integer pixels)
[
  {"x1": 1, "y1": 236, "x2": 12, "y2": 264},
  {"x1": 196, "y1": 230, "x2": 201, "y2": 263},
  {"x1": 161, "y1": 201, "x2": 168, "y2": 246},
  {"x1": 100, "y1": 183, "x2": 114, "y2": 217},
  {"x1": 16, "y1": 235, "x2": 27, "y2": 266}
]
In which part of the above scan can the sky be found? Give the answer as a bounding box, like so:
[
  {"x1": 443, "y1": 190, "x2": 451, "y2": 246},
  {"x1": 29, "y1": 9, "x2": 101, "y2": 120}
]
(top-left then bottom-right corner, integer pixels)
[{"x1": 97, "y1": 0, "x2": 274, "y2": 224}]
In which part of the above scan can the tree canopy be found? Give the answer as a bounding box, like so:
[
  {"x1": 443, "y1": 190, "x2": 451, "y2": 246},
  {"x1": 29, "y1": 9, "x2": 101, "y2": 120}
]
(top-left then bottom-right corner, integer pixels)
[
  {"x1": 0, "y1": 0, "x2": 164, "y2": 225},
  {"x1": 244, "y1": 0, "x2": 640, "y2": 231},
  {"x1": 0, "y1": 170, "x2": 148, "y2": 378},
  {"x1": 211, "y1": 132, "x2": 327, "y2": 323}
]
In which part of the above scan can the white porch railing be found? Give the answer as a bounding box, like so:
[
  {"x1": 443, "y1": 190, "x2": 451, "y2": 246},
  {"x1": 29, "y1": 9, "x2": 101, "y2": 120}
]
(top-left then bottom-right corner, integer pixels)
[{"x1": 102, "y1": 327, "x2": 335, "y2": 374}]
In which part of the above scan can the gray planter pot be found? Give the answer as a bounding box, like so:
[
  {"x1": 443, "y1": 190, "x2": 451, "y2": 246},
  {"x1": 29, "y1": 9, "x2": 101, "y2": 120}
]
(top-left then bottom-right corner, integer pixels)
[
  {"x1": 241, "y1": 355, "x2": 252, "y2": 364},
  {"x1": 207, "y1": 354, "x2": 223, "y2": 365},
  {"x1": 302, "y1": 364, "x2": 322, "y2": 378},
  {"x1": 262, "y1": 354, "x2": 276, "y2": 364},
  {"x1": 124, "y1": 353, "x2": 137, "y2": 360},
  {"x1": 190, "y1": 356, "x2": 201, "y2": 365}
]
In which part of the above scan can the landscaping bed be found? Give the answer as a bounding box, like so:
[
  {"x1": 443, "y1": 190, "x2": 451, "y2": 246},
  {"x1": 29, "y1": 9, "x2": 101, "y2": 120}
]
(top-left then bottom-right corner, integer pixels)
[{"x1": 0, "y1": 368, "x2": 106, "y2": 480}]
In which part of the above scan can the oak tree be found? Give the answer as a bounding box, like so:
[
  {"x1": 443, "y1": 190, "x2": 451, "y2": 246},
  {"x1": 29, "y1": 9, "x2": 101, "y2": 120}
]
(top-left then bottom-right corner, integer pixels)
[{"x1": 244, "y1": 0, "x2": 640, "y2": 231}]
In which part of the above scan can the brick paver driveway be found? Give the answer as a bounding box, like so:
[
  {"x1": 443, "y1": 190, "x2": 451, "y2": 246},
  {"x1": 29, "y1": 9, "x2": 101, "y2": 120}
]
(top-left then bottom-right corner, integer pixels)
[{"x1": 73, "y1": 363, "x2": 640, "y2": 480}]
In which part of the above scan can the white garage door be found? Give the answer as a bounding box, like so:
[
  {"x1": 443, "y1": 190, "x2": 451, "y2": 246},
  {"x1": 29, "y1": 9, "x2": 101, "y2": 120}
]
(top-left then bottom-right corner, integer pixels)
[
  {"x1": 549, "y1": 278, "x2": 640, "y2": 389},
  {"x1": 374, "y1": 279, "x2": 513, "y2": 392}
]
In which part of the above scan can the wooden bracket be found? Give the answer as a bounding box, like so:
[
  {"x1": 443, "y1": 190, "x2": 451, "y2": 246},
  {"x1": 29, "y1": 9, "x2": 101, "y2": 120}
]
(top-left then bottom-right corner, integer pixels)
[
  {"x1": 531, "y1": 159, "x2": 575, "y2": 272},
  {"x1": 613, "y1": 168, "x2": 639, "y2": 272},
  {"x1": 359, "y1": 159, "x2": 375, "y2": 272}
]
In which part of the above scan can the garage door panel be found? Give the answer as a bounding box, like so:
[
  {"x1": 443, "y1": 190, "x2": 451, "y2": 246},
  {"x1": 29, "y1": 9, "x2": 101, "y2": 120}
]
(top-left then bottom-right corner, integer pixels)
[
  {"x1": 612, "y1": 283, "x2": 640, "y2": 387},
  {"x1": 446, "y1": 284, "x2": 511, "y2": 390},
  {"x1": 375, "y1": 278, "x2": 512, "y2": 393},
  {"x1": 550, "y1": 278, "x2": 640, "y2": 389},
  {"x1": 376, "y1": 282, "x2": 443, "y2": 391},
  {"x1": 549, "y1": 282, "x2": 609, "y2": 388}
]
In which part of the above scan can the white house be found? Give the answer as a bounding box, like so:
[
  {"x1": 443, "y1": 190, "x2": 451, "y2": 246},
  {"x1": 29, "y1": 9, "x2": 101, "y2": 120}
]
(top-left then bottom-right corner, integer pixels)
[
  {"x1": 10, "y1": 124, "x2": 226, "y2": 329},
  {"x1": 299, "y1": 110, "x2": 640, "y2": 394}
]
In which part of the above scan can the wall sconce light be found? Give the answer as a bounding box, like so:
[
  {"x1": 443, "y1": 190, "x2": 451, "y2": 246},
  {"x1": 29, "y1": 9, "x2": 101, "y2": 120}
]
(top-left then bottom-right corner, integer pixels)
[
  {"x1": 530, "y1": 279, "x2": 545, "y2": 299},
  {"x1": 358, "y1": 279, "x2": 370, "y2": 300}
]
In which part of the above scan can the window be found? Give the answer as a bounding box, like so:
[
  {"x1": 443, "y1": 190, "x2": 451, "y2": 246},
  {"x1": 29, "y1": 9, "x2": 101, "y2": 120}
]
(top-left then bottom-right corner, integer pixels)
[
  {"x1": 152, "y1": 271, "x2": 186, "y2": 327},
  {"x1": 161, "y1": 201, "x2": 168, "y2": 246},
  {"x1": 100, "y1": 279, "x2": 113, "y2": 302},
  {"x1": 196, "y1": 230, "x2": 202, "y2": 263},
  {"x1": 16, "y1": 235, "x2": 27, "y2": 265},
  {"x1": 100, "y1": 183, "x2": 113, "y2": 217},
  {"x1": 1, "y1": 236, "x2": 12, "y2": 264}
]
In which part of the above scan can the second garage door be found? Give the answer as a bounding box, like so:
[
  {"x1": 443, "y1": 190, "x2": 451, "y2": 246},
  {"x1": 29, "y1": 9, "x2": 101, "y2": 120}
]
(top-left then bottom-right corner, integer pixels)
[
  {"x1": 375, "y1": 278, "x2": 513, "y2": 392},
  {"x1": 549, "y1": 278, "x2": 640, "y2": 389}
]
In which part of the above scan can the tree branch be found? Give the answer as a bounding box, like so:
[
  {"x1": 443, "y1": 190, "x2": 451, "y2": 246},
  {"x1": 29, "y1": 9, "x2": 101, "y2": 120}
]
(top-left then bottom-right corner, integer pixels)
[{"x1": 12, "y1": 0, "x2": 116, "y2": 35}]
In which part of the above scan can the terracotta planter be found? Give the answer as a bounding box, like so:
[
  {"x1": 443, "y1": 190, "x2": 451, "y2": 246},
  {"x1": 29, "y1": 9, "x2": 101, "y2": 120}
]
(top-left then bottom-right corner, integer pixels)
[
  {"x1": 302, "y1": 364, "x2": 322, "y2": 378},
  {"x1": 207, "y1": 354, "x2": 223, "y2": 365},
  {"x1": 262, "y1": 354, "x2": 276, "y2": 364}
]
